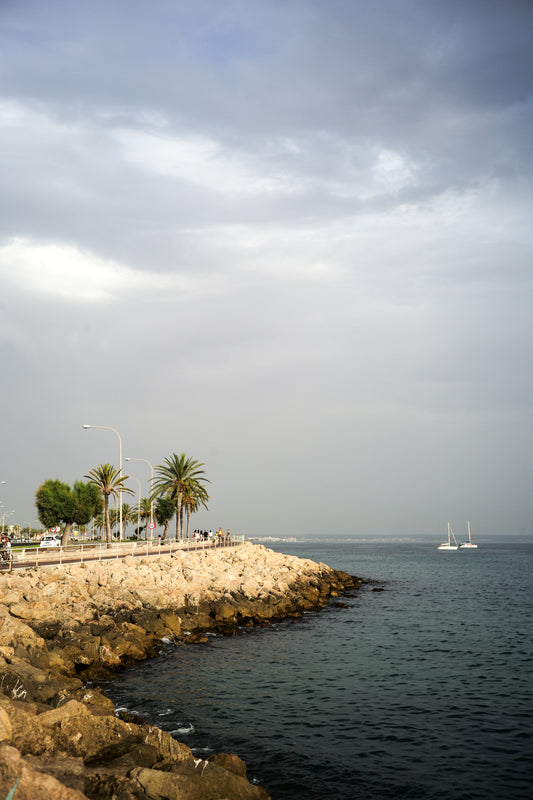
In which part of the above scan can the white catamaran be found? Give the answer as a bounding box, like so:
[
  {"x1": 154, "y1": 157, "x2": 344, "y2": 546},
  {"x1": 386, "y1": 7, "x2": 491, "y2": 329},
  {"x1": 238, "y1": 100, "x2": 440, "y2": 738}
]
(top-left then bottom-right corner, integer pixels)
[
  {"x1": 459, "y1": 520, "x2": 478, "y2": 549},
  {"x1": 438, "y1": 523, "x2": 459, "y2": 550}
]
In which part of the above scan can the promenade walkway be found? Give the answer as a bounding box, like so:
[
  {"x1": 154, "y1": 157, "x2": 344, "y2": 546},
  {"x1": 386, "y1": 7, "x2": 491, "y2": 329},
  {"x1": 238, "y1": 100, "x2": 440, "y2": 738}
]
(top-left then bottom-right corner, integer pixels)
[{"x1": 1, "y1": 536, "x2": 245, "y2": 571}]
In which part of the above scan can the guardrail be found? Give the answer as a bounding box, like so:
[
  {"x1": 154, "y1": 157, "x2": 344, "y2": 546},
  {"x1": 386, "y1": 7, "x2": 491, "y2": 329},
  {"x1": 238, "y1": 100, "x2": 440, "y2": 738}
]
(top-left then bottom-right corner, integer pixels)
[{"x1": 2, "y1": 536, "x2": 245, "y2": 570}]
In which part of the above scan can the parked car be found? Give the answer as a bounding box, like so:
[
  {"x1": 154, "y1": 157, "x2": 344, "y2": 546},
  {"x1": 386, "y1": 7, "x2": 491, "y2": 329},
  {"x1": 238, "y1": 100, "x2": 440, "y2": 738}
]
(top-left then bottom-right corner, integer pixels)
[{"x1": 39, "y1": 535, "x2": 62, "y2": 548}]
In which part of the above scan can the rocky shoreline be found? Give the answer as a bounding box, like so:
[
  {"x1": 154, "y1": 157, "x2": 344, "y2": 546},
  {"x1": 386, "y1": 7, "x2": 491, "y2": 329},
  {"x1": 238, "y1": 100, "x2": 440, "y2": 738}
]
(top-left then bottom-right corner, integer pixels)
[{"x1": 0, "y1": 542, "x2": 364, "y2": 799}]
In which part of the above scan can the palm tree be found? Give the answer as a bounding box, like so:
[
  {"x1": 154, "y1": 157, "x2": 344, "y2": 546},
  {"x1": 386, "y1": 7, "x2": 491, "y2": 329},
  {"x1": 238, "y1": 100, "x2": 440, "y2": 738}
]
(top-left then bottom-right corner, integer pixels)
[
  {"x1": 120, "y1": 502, "x2": 136, "y2": 540},
  {"x1": 93, "y1": 512, "x2": 105, "y2": 540},
  {"x1": 130, "y1": 507, "x2": 142, "y2": 539},
  {"x1": 109, "y1": 507, "x2": 120, "y2": 538},
  {"x1": 151, "y1": 453, "x2": 209, "y2": 539},
  {"x1": 139, "y1": 497, "x2": 152, "y2": 539},
  {"x1": 182, "y1": 482, "x2": 210, "y2": 539},
  {"x1": 85, "y1": 464, "x2": 133, "y2": 547},
  {"x1": 154, "y1": 495, "x2": 175, "y2": 541}
]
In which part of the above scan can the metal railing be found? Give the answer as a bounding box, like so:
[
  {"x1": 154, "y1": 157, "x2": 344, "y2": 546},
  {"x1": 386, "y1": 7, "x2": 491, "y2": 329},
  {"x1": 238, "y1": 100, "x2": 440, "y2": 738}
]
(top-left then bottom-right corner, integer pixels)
[{"x1": 2, "y1": 535, "x2": 245, "y2": 570}]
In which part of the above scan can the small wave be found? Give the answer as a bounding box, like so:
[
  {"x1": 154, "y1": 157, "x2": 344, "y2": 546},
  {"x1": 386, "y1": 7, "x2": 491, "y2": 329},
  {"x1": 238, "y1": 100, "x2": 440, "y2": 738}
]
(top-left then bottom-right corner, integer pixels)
[{"x1": 171, "y1": 723, "x2": 195, "y2": 736}]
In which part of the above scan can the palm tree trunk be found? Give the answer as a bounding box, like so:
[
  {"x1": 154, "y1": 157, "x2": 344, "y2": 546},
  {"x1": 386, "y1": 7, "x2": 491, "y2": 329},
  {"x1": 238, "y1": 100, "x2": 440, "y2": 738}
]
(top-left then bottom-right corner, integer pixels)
[
  {"x1": 176, "y1": 493, "x2": 183, "y2": 539},
  {"x1": 105, "y1": 497, "x2": 112, "y2": 548},
  {"x1": 162, "y1": 521, "x2": 169, "y2": 541}
]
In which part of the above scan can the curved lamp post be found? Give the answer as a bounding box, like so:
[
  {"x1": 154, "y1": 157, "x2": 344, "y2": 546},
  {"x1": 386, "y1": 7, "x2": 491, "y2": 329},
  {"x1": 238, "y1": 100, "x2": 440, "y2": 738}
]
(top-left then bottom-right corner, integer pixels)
[
  {"x1": 125, "y1": 457, "x2": 154, "y2": 537},
  {"x1": 82, "y1": 424, "x2": 123, "y2": 541}
]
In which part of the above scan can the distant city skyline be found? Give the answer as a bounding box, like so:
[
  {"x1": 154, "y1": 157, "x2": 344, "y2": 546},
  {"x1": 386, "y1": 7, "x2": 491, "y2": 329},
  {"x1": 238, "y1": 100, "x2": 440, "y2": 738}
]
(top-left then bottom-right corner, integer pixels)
[{"x1": 1, "y1": 1, "x2": 532, "y2": 537}]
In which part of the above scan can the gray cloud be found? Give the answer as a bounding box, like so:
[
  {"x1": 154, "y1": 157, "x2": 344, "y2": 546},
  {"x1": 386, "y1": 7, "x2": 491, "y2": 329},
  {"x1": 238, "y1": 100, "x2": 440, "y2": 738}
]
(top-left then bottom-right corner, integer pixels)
[{"x1": 1, "y1": 0, "x2": 532, "y2": 537}]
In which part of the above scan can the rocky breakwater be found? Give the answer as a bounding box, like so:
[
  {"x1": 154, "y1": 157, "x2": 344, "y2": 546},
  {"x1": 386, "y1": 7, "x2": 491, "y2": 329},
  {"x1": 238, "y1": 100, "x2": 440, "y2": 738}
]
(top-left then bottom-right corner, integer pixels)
[{"x1": 0, "y1": 542, "x2": 362, "y2": 799}]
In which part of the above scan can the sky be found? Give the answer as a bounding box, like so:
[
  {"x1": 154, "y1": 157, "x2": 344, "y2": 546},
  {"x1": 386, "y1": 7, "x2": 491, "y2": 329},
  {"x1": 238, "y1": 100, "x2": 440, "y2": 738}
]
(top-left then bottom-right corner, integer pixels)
[{"x1": 1, "y1": 0, "x2": 532, "y2": 538}]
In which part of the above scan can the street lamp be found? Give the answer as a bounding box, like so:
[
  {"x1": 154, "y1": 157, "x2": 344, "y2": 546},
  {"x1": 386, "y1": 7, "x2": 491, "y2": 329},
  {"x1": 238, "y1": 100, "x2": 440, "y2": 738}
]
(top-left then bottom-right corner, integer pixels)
[
  {"x1": 125, "y1": 457, "x2": 154, "y2": 537},
  {"x1": 82, "y1": 424, "x2": 123, "y2": 540}
]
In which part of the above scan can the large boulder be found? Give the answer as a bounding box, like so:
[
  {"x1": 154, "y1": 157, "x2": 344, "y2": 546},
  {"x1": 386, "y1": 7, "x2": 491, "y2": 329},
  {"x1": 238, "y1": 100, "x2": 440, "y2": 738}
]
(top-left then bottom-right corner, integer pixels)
[
  {"x1": 60, "y1": 714, "x2": 144, "y2": 764},
  {"x1": 130, "y1": 758, "x2": 271, "y2": 800},
  {"x1": 0, "y1": 745, "x2": 88, "y2": 800}
]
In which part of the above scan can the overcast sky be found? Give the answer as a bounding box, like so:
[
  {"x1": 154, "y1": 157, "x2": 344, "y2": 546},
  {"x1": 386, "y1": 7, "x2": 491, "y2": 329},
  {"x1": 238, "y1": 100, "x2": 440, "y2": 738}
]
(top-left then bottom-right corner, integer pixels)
[{"x1": 1, "y1": 0, "x2": 532, "y2": 538}]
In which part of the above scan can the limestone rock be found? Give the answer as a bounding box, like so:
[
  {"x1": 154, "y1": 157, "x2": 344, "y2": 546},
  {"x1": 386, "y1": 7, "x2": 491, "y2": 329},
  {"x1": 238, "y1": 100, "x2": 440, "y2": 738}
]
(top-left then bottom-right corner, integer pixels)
[
  {"x1": 208, "y1": 752, "x2": 248, "y2": 777},
  {"x1": 0, "y1": 709, "x2": 12, "y2": 742},
  {"x1": 130, "y1": 758, "x2": 271, "y2": 800},
  {"x1": 0, "y1": 661, "x2": 56, "y2": 705},
  {"x1": 60, "y1": 713, "x2": 144, "y2": 763},
  {"x1": 0, "y1": 745, "x2": 89, "y2": 800},
  {"x1": 141, "y1": 725, "x2": 193, "y2": 763},
  {"x1": 39, "y1": 699, "x2": 90, "y2": 727},
  {"x1": 9, "y1": 602, "x2": 52, "y2": 621}
]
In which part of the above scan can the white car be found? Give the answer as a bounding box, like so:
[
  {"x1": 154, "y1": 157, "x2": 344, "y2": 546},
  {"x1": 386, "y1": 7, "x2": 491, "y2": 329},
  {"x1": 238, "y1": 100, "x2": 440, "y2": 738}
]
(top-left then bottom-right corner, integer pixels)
[{"x1": 39, "y1": 535, "x2": 62, "y2": 548}]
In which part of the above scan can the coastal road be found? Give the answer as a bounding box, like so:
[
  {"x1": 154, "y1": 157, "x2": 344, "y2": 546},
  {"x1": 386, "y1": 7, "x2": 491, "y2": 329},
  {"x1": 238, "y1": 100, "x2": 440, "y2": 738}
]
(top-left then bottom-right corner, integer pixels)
[{"x1": 0, "y1": 538, "x2": 242, "y2": 572}]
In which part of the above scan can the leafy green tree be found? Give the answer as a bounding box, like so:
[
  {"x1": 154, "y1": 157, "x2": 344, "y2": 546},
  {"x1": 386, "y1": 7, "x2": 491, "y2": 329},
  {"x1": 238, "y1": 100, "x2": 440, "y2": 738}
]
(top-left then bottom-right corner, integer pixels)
[
  {"x1": 151, "y1": 453, "x2": 209, "y2": 539},
  {"x1": 35, "y1": 479, "x2": 102, "y2": 546},
  {"x1": 154, "y1": 495, "x2": 175, "y2": 541},
  {"x1": 73, "y1": 480, "x2": 103, "y2": 530},
  {"x1": 84, "y1": 464, "x2": 133, "y2": 547}
]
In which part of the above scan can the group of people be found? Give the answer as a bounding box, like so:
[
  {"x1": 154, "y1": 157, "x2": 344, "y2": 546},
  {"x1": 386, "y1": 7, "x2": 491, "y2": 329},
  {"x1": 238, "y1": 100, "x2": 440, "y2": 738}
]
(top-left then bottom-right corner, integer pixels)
[
  {"x1": 192, "y1": 528, "x2": 231, "y2": 541},
  {"x1": 0, "y1": 533, "x2": 12, "y2": 561}
]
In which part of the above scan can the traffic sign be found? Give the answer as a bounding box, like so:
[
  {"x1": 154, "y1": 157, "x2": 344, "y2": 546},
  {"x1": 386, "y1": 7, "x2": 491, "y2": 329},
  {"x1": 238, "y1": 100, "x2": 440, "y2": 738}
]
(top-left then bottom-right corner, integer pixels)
[{"x1": 148, "y1": 522, "x2": 156, "y2": 529}]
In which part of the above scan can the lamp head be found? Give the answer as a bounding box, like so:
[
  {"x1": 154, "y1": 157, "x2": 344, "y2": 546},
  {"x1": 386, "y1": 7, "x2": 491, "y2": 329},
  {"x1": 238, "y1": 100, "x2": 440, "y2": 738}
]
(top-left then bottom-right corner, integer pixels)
[{"x1": 82, "y1": 424, "x2": 91, "y2": 429}]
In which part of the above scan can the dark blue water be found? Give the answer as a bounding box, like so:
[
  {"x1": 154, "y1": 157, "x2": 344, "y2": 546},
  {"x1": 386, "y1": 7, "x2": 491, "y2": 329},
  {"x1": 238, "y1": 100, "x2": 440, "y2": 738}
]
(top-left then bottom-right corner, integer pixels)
[{"x1": 103, "y1": 538, "x2": 533, "y2": 799}]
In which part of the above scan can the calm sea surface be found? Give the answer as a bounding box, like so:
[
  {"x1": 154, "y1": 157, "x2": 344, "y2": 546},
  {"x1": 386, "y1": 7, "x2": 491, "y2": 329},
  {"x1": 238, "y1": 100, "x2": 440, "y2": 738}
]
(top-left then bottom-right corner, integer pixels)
[{"x1": 102, "y1": 538, "x2": 533, "y2": 799}]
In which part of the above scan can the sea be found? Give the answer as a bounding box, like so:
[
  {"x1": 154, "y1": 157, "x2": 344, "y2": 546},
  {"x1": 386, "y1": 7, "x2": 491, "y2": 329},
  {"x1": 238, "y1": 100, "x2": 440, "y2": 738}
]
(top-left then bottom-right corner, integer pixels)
[{"x1": 102, "y1": 537, "x2": 533, "y2": 800}]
